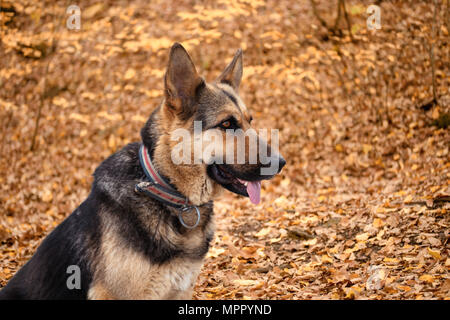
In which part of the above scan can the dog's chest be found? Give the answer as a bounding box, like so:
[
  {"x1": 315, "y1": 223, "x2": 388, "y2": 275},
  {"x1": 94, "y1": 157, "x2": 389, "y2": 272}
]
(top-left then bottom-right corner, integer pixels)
[
  {"x1": 90, "y1": 220, "x2": 213, "y2": 299},
  {"x1": 125, "y1": 256, "x2": 203, "y2": 299},
  {"x1": 160, "y1": 259, "x2": 204, "y2": 298},
  {"x1": 89, "y1": 251, "x2": 203, "y2": 299}
]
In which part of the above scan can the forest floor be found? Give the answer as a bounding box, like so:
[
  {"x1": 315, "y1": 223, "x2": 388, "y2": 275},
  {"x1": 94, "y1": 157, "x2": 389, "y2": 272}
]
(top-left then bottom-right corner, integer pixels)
[{"x1": 0, "y1": 0, "x2": 449, "y2": 299}]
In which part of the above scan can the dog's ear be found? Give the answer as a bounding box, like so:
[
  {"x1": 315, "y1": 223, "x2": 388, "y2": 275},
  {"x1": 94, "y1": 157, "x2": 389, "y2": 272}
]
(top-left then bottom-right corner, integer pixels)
[
  {"x1": 164, "y1": 43, "x2": 203, "y2": 113},
  {"x1": 217, "y1": 49, "x2": 243, "y2": 91}
]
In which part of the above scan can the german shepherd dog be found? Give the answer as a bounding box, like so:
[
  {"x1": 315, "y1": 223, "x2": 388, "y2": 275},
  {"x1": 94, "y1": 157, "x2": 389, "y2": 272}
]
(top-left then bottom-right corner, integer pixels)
[{"x1": 0, "y1": 43, "x2": 285, "y2": 299}]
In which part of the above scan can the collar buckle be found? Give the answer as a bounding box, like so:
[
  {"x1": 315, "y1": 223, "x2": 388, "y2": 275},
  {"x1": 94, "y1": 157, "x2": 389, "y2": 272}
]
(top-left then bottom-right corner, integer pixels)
[{"x1": 178, "y1": 205, "x2": 201, "y2": 229}]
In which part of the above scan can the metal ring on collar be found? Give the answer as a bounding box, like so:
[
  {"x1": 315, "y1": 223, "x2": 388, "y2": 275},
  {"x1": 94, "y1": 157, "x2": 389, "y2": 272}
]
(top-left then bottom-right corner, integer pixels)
[{"x1": 178, "y1": 205, "x2": 201, "y2": 229}]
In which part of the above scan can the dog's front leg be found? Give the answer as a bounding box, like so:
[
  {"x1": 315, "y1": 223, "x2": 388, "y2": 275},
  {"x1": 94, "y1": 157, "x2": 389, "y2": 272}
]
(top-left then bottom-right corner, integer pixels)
[
  {"x1": 167, "y1": 288, "x2": 194, "y2": 300},
  {"x1": 87, "y1": 283, "x2": 117, "y2": 300}
]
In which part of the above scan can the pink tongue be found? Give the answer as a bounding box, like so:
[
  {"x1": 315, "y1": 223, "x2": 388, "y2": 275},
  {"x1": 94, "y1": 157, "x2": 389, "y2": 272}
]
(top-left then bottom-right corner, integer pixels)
[{"x1": 247, "y1": 181, "x2": 261, "y2": 205}]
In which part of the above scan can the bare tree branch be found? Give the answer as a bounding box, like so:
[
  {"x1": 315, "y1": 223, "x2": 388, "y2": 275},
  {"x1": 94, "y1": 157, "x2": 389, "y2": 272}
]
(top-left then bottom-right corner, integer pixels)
[
  {"x1": 309, "y1": 0, "x2": 332, "y2": 32},
  {"x1": 446, "y1": 0, "x2": 450, "y2": 34},
  {"x1": 429, "y1": 0, "x2": 439, "y2": 105},
  {"x1": 340, "y1": 0, "x2": 354, "y2": 41},
  {"x1": 30, "y1": 1, "x2": 69, "y2": 150}
]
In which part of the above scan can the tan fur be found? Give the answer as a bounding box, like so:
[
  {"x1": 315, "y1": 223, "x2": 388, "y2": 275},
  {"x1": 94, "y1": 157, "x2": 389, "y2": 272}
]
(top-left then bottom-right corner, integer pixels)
[
  {"x1": 152, "y1": 101, "x2": 223, "y2": 206},
  {"x1": 88, "y1": 211, "x2": 214, "y2": 300},
  {"x1": 151, "y1": 83, "x2": 255, "y2": 206},
  {"x1": 216, "y1": 83, "x2": 251, "y2": 121},
  {"x1": 88, "y1": 283, "x2": 115, "y2": 300}
]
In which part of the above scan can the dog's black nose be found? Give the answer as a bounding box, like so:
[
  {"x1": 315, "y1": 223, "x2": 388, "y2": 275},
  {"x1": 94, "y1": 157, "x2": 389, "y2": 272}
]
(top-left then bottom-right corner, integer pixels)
[{"x1": 278, "y1": 156, "x2": 286, "y2": 172}]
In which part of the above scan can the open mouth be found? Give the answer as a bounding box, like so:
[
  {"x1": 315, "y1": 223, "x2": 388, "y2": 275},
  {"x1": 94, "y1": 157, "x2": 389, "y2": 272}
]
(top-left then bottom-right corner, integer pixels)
[{"x1": 207, "y1": 164, "x2": 263, "y2": 204}]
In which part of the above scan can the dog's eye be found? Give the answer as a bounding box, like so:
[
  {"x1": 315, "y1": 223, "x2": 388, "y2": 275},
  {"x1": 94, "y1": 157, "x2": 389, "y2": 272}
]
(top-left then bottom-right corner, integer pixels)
[
  {"x1": 221, "y1": 120, "x2": 231, "y2": 128},
  {"x1": 216, "y1": 117, "x2": 239, "y2": 130}
]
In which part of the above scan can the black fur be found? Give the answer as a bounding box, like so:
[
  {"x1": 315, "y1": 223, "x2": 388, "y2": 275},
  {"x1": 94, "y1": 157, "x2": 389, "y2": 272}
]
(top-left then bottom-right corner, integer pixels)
[
  {"x1": 0, "y1": 194, "x2": 101, "y2": 299},
  {"x1": 0, "y1": 132, "x2": 214, "y2": 299}
]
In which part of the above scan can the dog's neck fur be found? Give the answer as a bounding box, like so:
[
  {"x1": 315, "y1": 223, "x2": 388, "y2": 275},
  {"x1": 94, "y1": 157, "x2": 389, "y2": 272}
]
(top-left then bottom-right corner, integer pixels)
[{"x1": 140, "y1": 104, "x2": 223, "y2": 206}]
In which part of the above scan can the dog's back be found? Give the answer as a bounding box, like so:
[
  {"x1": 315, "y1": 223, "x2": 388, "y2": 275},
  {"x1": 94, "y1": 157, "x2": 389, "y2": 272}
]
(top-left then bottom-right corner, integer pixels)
[{"x1": 0, "y1": 194, "x2": 101, "y2": 299}]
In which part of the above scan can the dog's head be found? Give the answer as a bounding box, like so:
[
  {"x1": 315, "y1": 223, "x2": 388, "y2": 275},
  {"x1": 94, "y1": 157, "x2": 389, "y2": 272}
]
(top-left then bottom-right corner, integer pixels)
[{"x1": 144, "y1": 43, "x2": 285, "y2": 205}]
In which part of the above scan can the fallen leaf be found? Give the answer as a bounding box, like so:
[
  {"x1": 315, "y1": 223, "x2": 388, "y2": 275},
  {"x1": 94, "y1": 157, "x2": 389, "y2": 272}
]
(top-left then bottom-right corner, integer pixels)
[
  {"x1": 355, "y1": 233, "x2": 369, "y2": 242},
  {"x1": 232, "y1": 279, "x2": 260, "y2": 286},
  {"x1": 254, "y1": 227, "x2": 271, "y2": 238},
  {"x1": 124, "y1": 68, "x2": 136, "y2": 80},
  {"x1": 427, "y1": 248, "x2": 442, "y2": 260},
  {"x1": 419, "y1": 275, "x2": 434, "y2": 283}
]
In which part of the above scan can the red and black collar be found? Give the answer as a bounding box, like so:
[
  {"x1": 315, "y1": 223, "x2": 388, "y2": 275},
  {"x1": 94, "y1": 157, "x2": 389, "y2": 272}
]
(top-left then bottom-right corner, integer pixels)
[{"x1": 135, "y1": 144, "x2": 201, "y2": 229}]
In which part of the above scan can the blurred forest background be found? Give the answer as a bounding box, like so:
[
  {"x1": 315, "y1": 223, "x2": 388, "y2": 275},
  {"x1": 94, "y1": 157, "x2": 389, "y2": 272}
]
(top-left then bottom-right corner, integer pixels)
[{"x1": 0, "y1": 0, "x2": 449, "y2": 299}]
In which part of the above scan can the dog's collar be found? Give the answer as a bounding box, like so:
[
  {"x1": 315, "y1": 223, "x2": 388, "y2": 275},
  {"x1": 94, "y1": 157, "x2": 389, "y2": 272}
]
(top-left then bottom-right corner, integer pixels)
[{"x1": 135, "y1": 144, "x2": 200, "y2": 229}]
